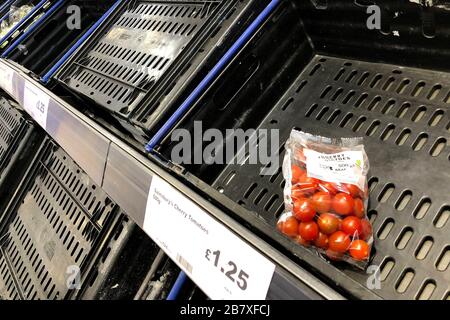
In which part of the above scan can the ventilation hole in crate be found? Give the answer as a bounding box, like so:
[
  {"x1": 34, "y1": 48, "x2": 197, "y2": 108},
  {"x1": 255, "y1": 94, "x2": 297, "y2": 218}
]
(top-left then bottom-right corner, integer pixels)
[
  {"x1": 357, "y1": 72, "x2": 370, "y2": 86},
  {"x1": 415, "y1": 236, "x2": 434, "y2": 260},
  {"x1": 305, "y1": 104, "x2": 318, "y2": 117},
  {"x1": 382, "y1": 76, "x2": 395, "y2": 91},
  {"x1": 345, "y1": 70, "x2": 358, "y2": 83},
  {"x1": 396, "y1": 79, "x2": 410, "y2": 94},
  {"x1": 430, "y1": 138, "x2": 446, "y2": 157},
  {"x1": 434, "y1": 206, "x2": 449, "y2": 228},
  {"x1": 296, "y1": 80, "x2": 307, "y2": 94},
  {"x1": 396, "y1": 269, "x2": 415, "y2": 293},
  {"x1": 368, "y1": 177, "x2": 379, "y2": 193},
  {"x1": 380, "y1": 124, "x2": 395, "y2": 141},
  {"x1": 378, "y1": 218, "x2": 395, "y2": 240},
  {"x1": 395, "y1": 190, "x2": 412, "y2": 211},
  {"x1": 342, "y1": 91, "x2": 355, "y2": 104},
  {"x1": 413, "y1": 198, "x2": 431, "y2": 219},
  {"x1": 244, "y1": 183, "x2": 257, "y2": 199},
  {"x1": 316, "y1": 106, "x2": 329, "y2": 121},
  {"x1": 380, "y1": 257, "x2": 395, "y2": 281},
  {"x1": 366, "y1": 120, "x2": 380, "y2": 136},
  {"x1": 427, "y1": 84, "x2": 442, "y2": 100},
  {"x1": 368, "y1": 210, "x2": 378, "y2": 223},
  {"x1": 411, "y1": 81, "x2": 426, "y2": 97},
  {"x1": 320, "y1": 86, "x2": 332, "y2": 99},
  {"x1": 254, "y1": 189, "x2": 268, "y2": 205},
  {"x1": 367, "y1": 96, "x2": 381, "y2": 111},
  {"x1": 264, "y1": 195, "x2": 279, "y2": 211},
  {"x1": 445, "y1": 91, "x2": 450, "y2": 103},
  {"x1": 370, "y1": 74, "x2": 383, "y2": 88},
  {"x1": 436, "y1": 246, "x2": 450, "y2": 271},
  {"x1": 381, "y1": 99, "x2": 395, "y2": 114},
  {"x1": 281, "y1": 98, "x2": 294, "y2": 111},
  {"x1": 354, "y1": 93, "x2": 368, "y2": 108},
  {"x1": 334, "y1": 68, "x2": 345, "y2": 81},
  {"x1": 339, "y1": 113, "x2": 353, "y2": 128},
  {"x1": 396, "y1": 128, "x2": 411, "y2": 146},
  {"x1": 309, "y1": 64, "x2": 321, "y2": 76},
  {"x1": 378, "y1": 183, "x2": 395, "y2": 203},
  {"x1": 428, "y1": 110, "x2": 444, "y2": 127},
  {"x1": 416, "y1": 280, "x2": 436, "y2": 300},
  {"x1": 327, "y1": 109, "x2": 341, "y2": 124},
  {"x1": 330, "y1": 88, "x2": 344, "y2": 101},
  {"x1": 352, "y1": 116, "x2": 367, "y2": 132},
  {"x1": 396, "y1": 102, "x2": 410, "y2": 119},
  {"x1": 412, "y1": 133, "x2": 428, "y2": 151},
  {"x1": 396, "y1": 227, "x2": 413, "y2": 249},
  {"x1": 412, "y1": 106, "x2": 427, "y2": 122}
]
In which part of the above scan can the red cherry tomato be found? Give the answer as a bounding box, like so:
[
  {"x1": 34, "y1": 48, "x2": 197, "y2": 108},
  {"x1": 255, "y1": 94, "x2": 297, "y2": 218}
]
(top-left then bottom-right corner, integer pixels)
[
  {"x1": 343, "y1": 183, "x2": 362, "y2": 197},
  {"x1": 293, "y1": 198, "x2": 316, "y2": 222},
  {"x1": 326, "y1": 249, "x2": 343, "y2": 261},
  {"x1": 295, "y1": 234, "x2": 311, "y2": 247},
  {"x1": 360, "y1": 219, "x2": 373, "y2": 241},
  {"x1": 298, "y1": 175, "x2": 319, "y2": 194},
  {"x1": 319, "y1": 181, "x2": 338, "y2": 195},
  {"x1": 291, "y1": 185, "x2": 306, "y2": 200},
  {"x1": 298, "y1": 221, "x2": 319, "y2": 241},
  {"x1": 279, "y1": 216, "x2": 298, "y2": 237},
  {"x1": 332, "y1": 193, "x2": 355, "y2": 215},
  {"x1": 353, "y1": 198, "x2": 365, "y2": 218},
  {"x1": 291, "y1": 165, "x2": 305, "y2": 184},
  {"x1": 328, "y1": 231, "x2": 351, "y2": 253},
  {"x1": 317, "y1": 213, "x2": 340, "y2": 235},
  {"x1": 349, "y1": 240, "x2": 370, "y2": 261},
  {"x1": 311, "y1": 192, "x2": 332, "y2": 213},
  {"x1": 314, "y1": 232, "x2": 329, "y2": 249},
  {"x1": 341, "y1": 216, "x2": 363, "y2": 237}
]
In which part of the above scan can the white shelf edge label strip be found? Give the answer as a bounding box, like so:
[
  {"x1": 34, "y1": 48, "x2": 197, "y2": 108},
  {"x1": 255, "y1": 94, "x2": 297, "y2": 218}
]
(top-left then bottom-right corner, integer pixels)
[
  {"x1": 0, "y1": 63, "x2": 14, "y2": 95},
  {"x1": 23, "y1": 81, "x2": 49, "y2": 129},
  {"x1": 144, "y1": 176, "x2": 276, "y2": 300}
]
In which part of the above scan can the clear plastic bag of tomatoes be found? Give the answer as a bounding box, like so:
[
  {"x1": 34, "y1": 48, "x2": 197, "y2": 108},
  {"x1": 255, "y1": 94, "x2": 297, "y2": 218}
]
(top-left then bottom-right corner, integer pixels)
[{"x1": 277, "y1": 129, "x2": 373, "y2": 269}]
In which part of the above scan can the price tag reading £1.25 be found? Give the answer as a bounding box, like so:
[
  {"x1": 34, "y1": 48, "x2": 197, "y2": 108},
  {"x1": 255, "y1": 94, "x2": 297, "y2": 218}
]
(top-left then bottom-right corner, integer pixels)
[
  {"x1": 144, "y1": 176, "x2": 276, "y2": 300},
  {"x1": 0, "y1": 63, "x2": 14, "y2": 95},
  {"x1": 23, "y1": 82, "x2": 49, "y2": 129}
]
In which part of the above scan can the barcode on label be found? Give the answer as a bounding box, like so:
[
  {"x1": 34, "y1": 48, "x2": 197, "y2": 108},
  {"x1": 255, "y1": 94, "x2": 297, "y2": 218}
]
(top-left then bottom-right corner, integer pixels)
[{"x1": 176, "y1": 254, "x2": 193, "y2": 274}]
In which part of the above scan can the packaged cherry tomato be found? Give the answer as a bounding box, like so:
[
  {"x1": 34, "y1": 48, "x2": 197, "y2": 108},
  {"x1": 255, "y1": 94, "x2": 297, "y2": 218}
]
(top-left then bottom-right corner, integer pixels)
[{"x1": 277, "y1": 129, "x2": 373, "y2": 269}]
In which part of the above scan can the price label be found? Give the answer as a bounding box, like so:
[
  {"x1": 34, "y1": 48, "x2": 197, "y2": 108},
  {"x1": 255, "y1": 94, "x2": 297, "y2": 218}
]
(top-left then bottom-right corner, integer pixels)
[
  {"x1": 23, "y1": 82, "x2": 49, "y2": 129},
  {"x1": 144, "y1": 176, "x2": 276, "y2": 300},
  {"x1": 0, "y1": 63, "x2": 14, "y2": 95}
]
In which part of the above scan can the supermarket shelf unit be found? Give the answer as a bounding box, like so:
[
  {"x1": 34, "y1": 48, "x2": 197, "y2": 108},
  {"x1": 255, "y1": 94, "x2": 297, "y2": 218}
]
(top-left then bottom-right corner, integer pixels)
[{"x1": 0, "y1": 59, "x2": 342, "y2": 300}]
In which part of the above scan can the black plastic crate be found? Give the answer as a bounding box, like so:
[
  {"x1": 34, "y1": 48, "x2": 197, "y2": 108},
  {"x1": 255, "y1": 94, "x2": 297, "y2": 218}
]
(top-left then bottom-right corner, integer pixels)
[
  {"x1": 54, "y1": 0, "x2": 273, "y2": 135},
  {"x1": 0, "y1": 137, "x2": 164, "y2": 300},
  {"x1": 5, "y1": 0, "x2": 117, "y2": 79},
  {"x1": 0, "y1": 95, "x2": 43, "y2": 213},
  {"x1": 158, "y1": 0, "x2": 450, "y2": 299},
  {"x1": 0, "y1": 0, "x2": 54, "y2": 53}
]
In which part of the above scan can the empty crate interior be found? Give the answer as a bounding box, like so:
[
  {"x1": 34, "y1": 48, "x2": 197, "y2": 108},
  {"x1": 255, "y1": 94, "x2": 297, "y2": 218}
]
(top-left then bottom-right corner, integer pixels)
[
  {"x1": 6, "y1": 0, "x2": 117, "y2": 77},
  {"x1": 0, "y1": 139, "x2": 124, "y2": 300},
  {"x1": 158, "y1": 0, "x2": 450, "y2": 299}
]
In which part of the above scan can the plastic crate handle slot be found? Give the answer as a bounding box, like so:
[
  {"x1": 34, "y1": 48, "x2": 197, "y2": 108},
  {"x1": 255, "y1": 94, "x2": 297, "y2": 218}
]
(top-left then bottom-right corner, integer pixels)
[
  {"x1": 145, "y1": 0, "x2": 282, "y2": 152},
  {"x1": 41, "y1": 0, "x2": 123, "y2": 84},
  {"x1": 167, "y1": 271, "x2": 188, "y2": 300},
  {"x1": 2, "y1": 0, "x2": 66, "y2": 58},
  {"x1": 0, "y1": 0, "x2": 49, "y2": 49}
]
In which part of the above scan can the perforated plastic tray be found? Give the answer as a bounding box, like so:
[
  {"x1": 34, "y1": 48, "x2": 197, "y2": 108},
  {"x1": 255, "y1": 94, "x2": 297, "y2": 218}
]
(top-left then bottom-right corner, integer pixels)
[
  {"x1": 57, "y1": 0, "x2": 227, "y2": 116},
  {"x1": 0, "y1": 95, "x2": 42, "y2": 213},
  {"x1": 0, "y1": 139, "x2": 123, "y2": 300},
  {"x1": 212, "y1": 55, "x2": 450, "y2": 300}
]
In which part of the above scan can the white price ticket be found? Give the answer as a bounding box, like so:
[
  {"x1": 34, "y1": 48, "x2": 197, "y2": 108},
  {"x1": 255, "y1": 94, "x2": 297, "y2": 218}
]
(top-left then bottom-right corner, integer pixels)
[
  {"x1": 0, "y1": 63, "x2": 14, "y2": 95},
  {"x1": 23, "y1": 82, "x2": 49, "y2": 129},
  {"x1": 144, "y1": 176, "x2": 276, "y2": 300}
]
